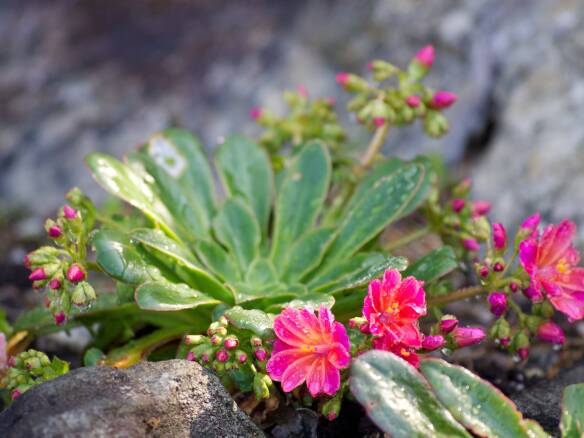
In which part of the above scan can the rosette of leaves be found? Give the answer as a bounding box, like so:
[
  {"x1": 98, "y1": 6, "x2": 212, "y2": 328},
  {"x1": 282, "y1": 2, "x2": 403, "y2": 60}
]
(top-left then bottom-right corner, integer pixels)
[{"x1": 85, "y1": 128, "x2": 433, "y2": 323}]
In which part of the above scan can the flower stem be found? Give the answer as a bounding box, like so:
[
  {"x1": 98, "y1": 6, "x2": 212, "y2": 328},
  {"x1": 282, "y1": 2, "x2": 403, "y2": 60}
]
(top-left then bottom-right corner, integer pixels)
[
  {"x1": 383, "y1": 226, "x2": 431, "y2": 252},
  {"x1": 358, "y1": 124, "x2": 390, "y2": 173},
  {"x1": 428, "y1": 285, "x2": 485, "y2": 306}
]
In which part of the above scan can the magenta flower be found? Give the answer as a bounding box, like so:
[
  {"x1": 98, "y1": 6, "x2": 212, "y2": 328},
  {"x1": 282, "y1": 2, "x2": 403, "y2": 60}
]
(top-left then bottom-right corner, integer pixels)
[
  {"x1": 537, "y1": 321, "x2": 565, "y2": 345},
  {"x1": 372, "y1": 336, "x2": 420, "y2": 368},
  {"x1": 414, "y1": 45, "x2": 435, "y2": 68},
  {"x1": 488, "y1": 292, "x2": 507, "y2": 317},
  {"x1": 492, "y1": 223, "x2": 507, "y2": 250},
  {"x1": 363, "y1": 269, "x2": 426, "y2": 348},
  {"x1": 519, "y1": 219, "x2": 584, "y2": 320},
  {"x1": 267, "y1": 306, "x2": 350, "y2": 397}
]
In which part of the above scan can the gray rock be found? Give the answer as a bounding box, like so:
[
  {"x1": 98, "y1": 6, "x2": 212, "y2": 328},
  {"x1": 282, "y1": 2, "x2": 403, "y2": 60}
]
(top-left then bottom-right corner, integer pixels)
[
  {"x1": 512, "y1": 363, "x2": 584, "y2": 434},
  {"x1": 0, "y1": 359, "x2": 264, "y2": 438}
]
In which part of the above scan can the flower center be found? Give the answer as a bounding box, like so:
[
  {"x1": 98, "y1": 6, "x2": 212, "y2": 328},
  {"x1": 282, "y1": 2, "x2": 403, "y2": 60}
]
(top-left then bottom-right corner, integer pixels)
[
  {"x1": 400, "y1": 348, "x2": 410, "y2": 357},
  {"x1": 385, "y1": 302, "x2": 400, "y2": 315},
  {"x1": 556, "y1": 258, "x2": 571, "y2": 274}
]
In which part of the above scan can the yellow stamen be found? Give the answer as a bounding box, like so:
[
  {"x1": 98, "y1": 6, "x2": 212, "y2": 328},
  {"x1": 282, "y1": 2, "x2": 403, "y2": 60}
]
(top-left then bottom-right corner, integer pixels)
[
  {"x1": 556, "y1": 258, "x2": 571, "y2": 274},
  {"x1": 400, "y1": 348, "x2": 410, "y2": 357}
]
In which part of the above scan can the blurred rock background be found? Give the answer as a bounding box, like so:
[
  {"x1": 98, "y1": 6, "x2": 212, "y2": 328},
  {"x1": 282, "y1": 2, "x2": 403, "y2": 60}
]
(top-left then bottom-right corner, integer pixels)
[{"x1": 1, "y1": 0, "x2": 584, "y2": 301}]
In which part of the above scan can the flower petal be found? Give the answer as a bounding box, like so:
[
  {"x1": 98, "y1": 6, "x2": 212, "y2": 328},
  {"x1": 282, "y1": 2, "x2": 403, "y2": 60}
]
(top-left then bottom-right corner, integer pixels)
[
  {"x1": 519, "y1": 238, "x2": 538, "y2": 274},
  {"x1": 539, "y1": 220, "x2": 576, "y2": 266},
  {"x1": 266, "y1": 347, "x2": 306, "y2": 381},
  {"x1": 332, "y1": 321, "x2": 350, "y2": 354},
  {"x1": 322, "y1": 362, "x2": 341, "y2": 395},
  {"x1": 281, "y1": 355, "x2": 315, "y2": 392},
  {"x1": 306, "y1": 357, "x2": 325, "y2": 397}
]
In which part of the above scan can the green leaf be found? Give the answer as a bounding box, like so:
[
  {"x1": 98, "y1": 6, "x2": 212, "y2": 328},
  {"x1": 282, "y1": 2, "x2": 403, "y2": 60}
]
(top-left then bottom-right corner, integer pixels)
[
  {"x1": 561, "y1": 383, "x2": 584, "y2": 438},
  {"x1": 131, "y1": 228, "x2": 233, "y2": 304},
  {"x1": 246, "y1": 258, "x2": 278, "y2": 288},
  {"x1": 286, "y1": 294, "x2": 335, "y2": 311},
  {"x1": 403, "y1": 247, "x2": 457, "y2": 283},
  {"x1": 213, "y1": 198, "x2": 260, "y2": 271},
  {"x1": 85, "y1": 153, "x2": 179, "y2": 240},
  {"x1": 351, "y1": 351, "x2": 470, "y2": 438},
  {"x1": 271, "y1": 141, "x2": 331, "y2": 266},
  {"x1": 216, "y1": 135, "x2": 273, "y2": 236},
  {"x1": 323, "y1": 161, "x2": 429, "y2": 266},
  {"x1": 92, "y1": 228, "x2": 160, "y2": 284},
  {"x1": 194, "y1": 239, "x2": 241, "y2": 284},
  {"x1": 309, "y1": 253, "x2": 407, "y2": 294},
  {"x1": 83, "y1": 348, "x2": 105, "y2": 366},
  {"x1": 281, "y1": 227, "x2": 336, "y2": 282},
  {"x1": 135, "y1": 280, "x2": 219, "y2": 311},
  {"x1": 224, "y1": 306, "x2": 275, "y2": 337},
  {"x1": 420, "y1": 359, "x2": 536, "y2": 438}
]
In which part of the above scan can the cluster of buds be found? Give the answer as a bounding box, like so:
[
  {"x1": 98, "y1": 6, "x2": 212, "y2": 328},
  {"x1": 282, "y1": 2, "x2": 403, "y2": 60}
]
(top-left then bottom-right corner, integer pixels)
[
  {"x1": 251, "y1": 85, "x2": 346, "y2": 160},
  {"x1": 1, "y1": 349, "x2": 69, "y2": 400},
  {"x1": 425, "y1": 177, "x2": 492, "y2": 257},
  {"x1": 337, "y1": 45, "x2": 457, "y2": 137},
  {"x1": 184, "y1": 316, "x2": 274, "y2": 400},
  {"x1": 24, "y1": 188, "x2": 97, "y2": 323}
]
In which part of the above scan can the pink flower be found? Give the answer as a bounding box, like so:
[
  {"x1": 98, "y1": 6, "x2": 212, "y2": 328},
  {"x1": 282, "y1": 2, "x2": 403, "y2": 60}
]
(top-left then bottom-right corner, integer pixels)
[
  {"x1": 451, "y1": 198, "x2": 465, "y2": 213},
  {"x1": 372, "y1": 336, "x2": 420, "y2": 368},
  {"x1": 430, "y1": 91, "x2": 457, "y2": 109},
  {"x1": 452, "y1": 327, "x2": 485, "y2": 347},
  {"x1": 405, "y1": 95, "x2": 421, "y2": 108},
  {"x1": 471, "y1": 200, "x2": 491, "y2": 218},
  {"x1": 362, "y1": 269, "x2": 426, "y2": 348},
  {"x1": 267, "y1": 306, "x2": 350, "y2": 397},
  {"x1": 488, "y1": 292, "x2": 507, "y2": 317},
  {"x1": 519, "y1": 219, "x2": 584, "y2": 320},
  {"x1": 537, "y1": 321, "x2": 565, "y2": 345},
  {"x1": 414, "y1": 45, "x2": 435, "y2": 68},
  {"x1": 492, "y1": 223, "x2": 507, "y2": 250}
]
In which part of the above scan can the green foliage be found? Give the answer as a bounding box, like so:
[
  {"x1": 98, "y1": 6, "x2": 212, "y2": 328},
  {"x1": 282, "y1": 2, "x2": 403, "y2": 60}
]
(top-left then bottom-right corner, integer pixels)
[{"x1": 561, "y1": 383, "x2": 584, "y2": 438}]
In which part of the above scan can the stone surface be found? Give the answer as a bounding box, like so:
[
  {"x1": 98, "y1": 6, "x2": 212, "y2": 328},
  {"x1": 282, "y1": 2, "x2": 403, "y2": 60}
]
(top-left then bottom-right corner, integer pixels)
[
  {"x1": 511, "y1": 362, "x2": 584, "y2": 434},
  {"x1": 0, "y1": 359, "x2": 264, "y2": 438}
]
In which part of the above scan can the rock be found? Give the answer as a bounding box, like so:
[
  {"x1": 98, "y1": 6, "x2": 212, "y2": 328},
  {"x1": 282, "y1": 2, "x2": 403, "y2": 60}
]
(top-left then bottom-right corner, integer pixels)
[
  {"x1": 511, "y1": 362, "x2": 584, "y2": 434},
  {"x1": 0, "y1": 359, "x2": 264, "y2": 438}
]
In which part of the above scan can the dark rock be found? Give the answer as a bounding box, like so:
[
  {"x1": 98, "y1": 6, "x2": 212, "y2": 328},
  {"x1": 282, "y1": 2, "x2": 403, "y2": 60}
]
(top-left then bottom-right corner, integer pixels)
[
  {"x1": 511, "y1": 363, "x2": 584, "y2": 434},
  {"x1": 0, "y1": 359, "x2": 264, "y2": 438}
]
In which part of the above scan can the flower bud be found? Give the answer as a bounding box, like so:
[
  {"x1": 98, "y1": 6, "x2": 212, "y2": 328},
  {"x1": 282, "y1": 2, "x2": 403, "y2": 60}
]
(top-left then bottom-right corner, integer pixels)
[
  {"x1": 414, "y1": 45, "x2": 435, "y2": 68},
  {"x1": 254, "y1": 348, "x2": 267, "y2": 362},
  {"x1": 492, "y1": 223, "x2": 507, "y2": 250},
  {"x1": 336, "y1": 72, "x2": 350, "y2": 86},
  {"x1": 493, "y1": 262, "x2": 504, "y2": 272},
  {"x1": 462, "y1": 238, "x2": 480, "y2": 252},
  {"x1": 490, "y1": 318, "x2": 510, "y2": 340},
  {"x1": 452, "y1": 327, "x2": 485, "y2": 347},
  {"x1": 54, "y1": 312, "x2": 66, "y2": 326},
  {"x1": 451, "y1": 198, "x2": 465, "y2": 213},
  {"x1": 223, "y1": 336, "x2": 239, "y2": 350},
  {"x1": 513, "y1": 331, "x2": 530, "y2": 351},
  {"x1": 322, "y1": 396, "x2": 342, "y2": 421},
  {"x1": 29, "y1": 267, "x2": 47, "y2": 282},
  {"x1": 23, "y1": 254, "x2": 31, "y2": 269},
  {"x1": 479, "y1": 265, "x2": 490, "y2": 277},
  {"x1": 210, "y1": 335, "x2": 222, "y2": 346},
  {"x1": 509, "y1": 282, "x2": 519, "y2": 293},
  {"x1": 215, "y1": 349, "x2": 229, "y2": 363},
  {"x1": 11, "y1": 389, "x2": 21, "y2": 400},
  {"x1": 218, "y1": 315, "x2": 229, "y2": 327},
  {"x1": 63, "y1": 205, "x2": 77, "y2": 219},
  {"x1": 405, "y1": 95, "x2": 421, "y2": 108},
  {"x1": 500, "y1": 337, "x2": 510, "y2": 347},
  {"x1": 71, "y1": 282, "x2": 96, "y2": 306},
  {"x1": 66, "y1": 264, "x2": 86, "y2": 283},
  {"x1": 523, "y1": 286, "x2": 544, "y2": 302},
  {"x1": 186, "y1": 351, "x2": 195, "y2": 361},
  {"x1": 48, "y1": 226, "x2": 62, "y2": 238},
  {"x1": 184, "y1": 335, "x2": 206, "y2": 345},
  {"x1": 250, "y1": 336, "x2": 262, "y2": 347},
  {"x1": 422, "y1": 335, "x2": 445, "y2": 351},
  {"x1": 235, "y1": 351, "x2": 248, "y2": 363},
  {"x1": 373, "y1": 117, "x2": 386, "y2": 127},
  {"x1": 488, "y1": 292, "x2": 507, "y2": 317},
  {"x1": 537, "y1": 322, "x2": 565, "y2": 345},
  {"x1": 439, "y1": 316, "x2": 458, "y2": 334},
  {"x1": 521, "y1": 213, "x2": 541, "y2": 233},
  {"x1": 253, "y1": 373, "x2": 271, "y2": 400},
  {"x1": 250, "y1": 107, "x2": 263, "y2": 121},
  {"x1": 430, "y1": 91, "x2": 457, "y2": 109},
  {"x1": 471, "y1": 200, "x2": 491, "y2": 218},
  {"x1": 49, "y1": 278, "x2": 61, "y2": 290},
  {"x1": 517, "y1": 347, "x2": 529, "y2": 360},
  {"x1": 335, "y1": 72, "x2": 369, "y2": 92}
]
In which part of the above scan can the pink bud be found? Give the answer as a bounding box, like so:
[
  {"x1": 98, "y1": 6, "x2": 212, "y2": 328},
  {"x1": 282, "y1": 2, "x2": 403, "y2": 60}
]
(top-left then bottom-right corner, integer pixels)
[
  {"x1": 471, "y1": 200, "x2": 491, "y2": 218},
  {"x1": 537, "y1": 322, "x2": 565, "y2": 345},
  {"x1": 48, "y1": 226, "x2": 62, "y2": 238},
  {"x1": 517, "y1": 347, "x2": 529, "y2": 360},
  {"x1": 430, "y1": 91, "x2": 457, "y2": 109},
  {"x1": 488, "y1": 292, "x2": 507, "y2": 317},
  {"x1": 509, "y1": 282, "x2": 519, "y2": 293},
  {"x1": 29, "y1": 267, "x2": 46, "y2": 282},
  {"x1": 66, "y1": 263, "x2": 86, "y2": 283},
  {"x1": 479, "y1": 266, "x2": 489, "y2": 277},
  {"x1": 492, "y1": 223, "x2": 507, "y2": 250},
  {"x1": 327, "y1": 412, "x2": 338, "y2": 421},
  {"x1": 373, "y1": 117, "x2": 386, "y2": 127},
  {"x1": 359, "y1": 322, "x2": 371, "y2": 335},
  {"x1": 297, "y1": 84, "x2": 308, "y2": 98},
  {"x1": 215, "y1": 349, "x2": 229, "y2": 362},
  {"x1": 200, "y1": 352, "x2": 210, "y2": 363},
  {"x1": 23, "y1": 254, "x2": 31, "y2": 269},
  {"x1": 186, "y1": 351, "x2": 195, "y2": 361},
  {"x1": 336, "y1": 72, "x2": 350, "y2": 86},
  {"x1": 523, "y1": 286, "x2": 544, "y2": 302},
  {"x1": 11, "y1": 389, "x2": 21, "y2": 400},
  {"x1": 451, "y1": 198, "x2": 466, "y2": 213},
  {"x1": 63, "y1": 205, "x2": 78, "y2": 219},
  {"x1": 249, "y1": 107, "x2": 263, "y2": 121},
  {"x1": 452, "y1": 327, "x2": 486, "y2": 347},
  {"x1": 493, "y1": 262, "x2": 504, "y2": 272},
  {"x1": 54, "y1": 311, "x2": 66, "y2": 325},
  {"x1": 521, "y1": 213, "x2": 541, "y2": 233},
  {"x1": 439, "y1": 317, "x2": 458, "y2": 334},
  {"x1": 348, "y1": 319, "x2": 358, "y2": 329},
  {"x1": 415, "y1": 45, "x2": 435, "y2": 68},
  {"x1": 422, "y1": 335, "x2": 445, "y2": 351},
  {"x1": 405, "y1": 95, "x2": 421, "y2": 108},
  {"x1": 238, "y1": 353, "x2": 248, "y2": 363},
  {"x1": 500, "y1": 337, "x2": 510, "y2": 347},
  {"x1": 254, "y1": 348, "x2": 267, "y2": 361},
  {"x1": 223, "y1": 338, "x2": 239, "y2": 350},
  {"x1": 462, "y1": 238, "x2": 480, "y2": 252},
  {"x1": 49, "y1": 278, "x2": 61, "y2": 290}
]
